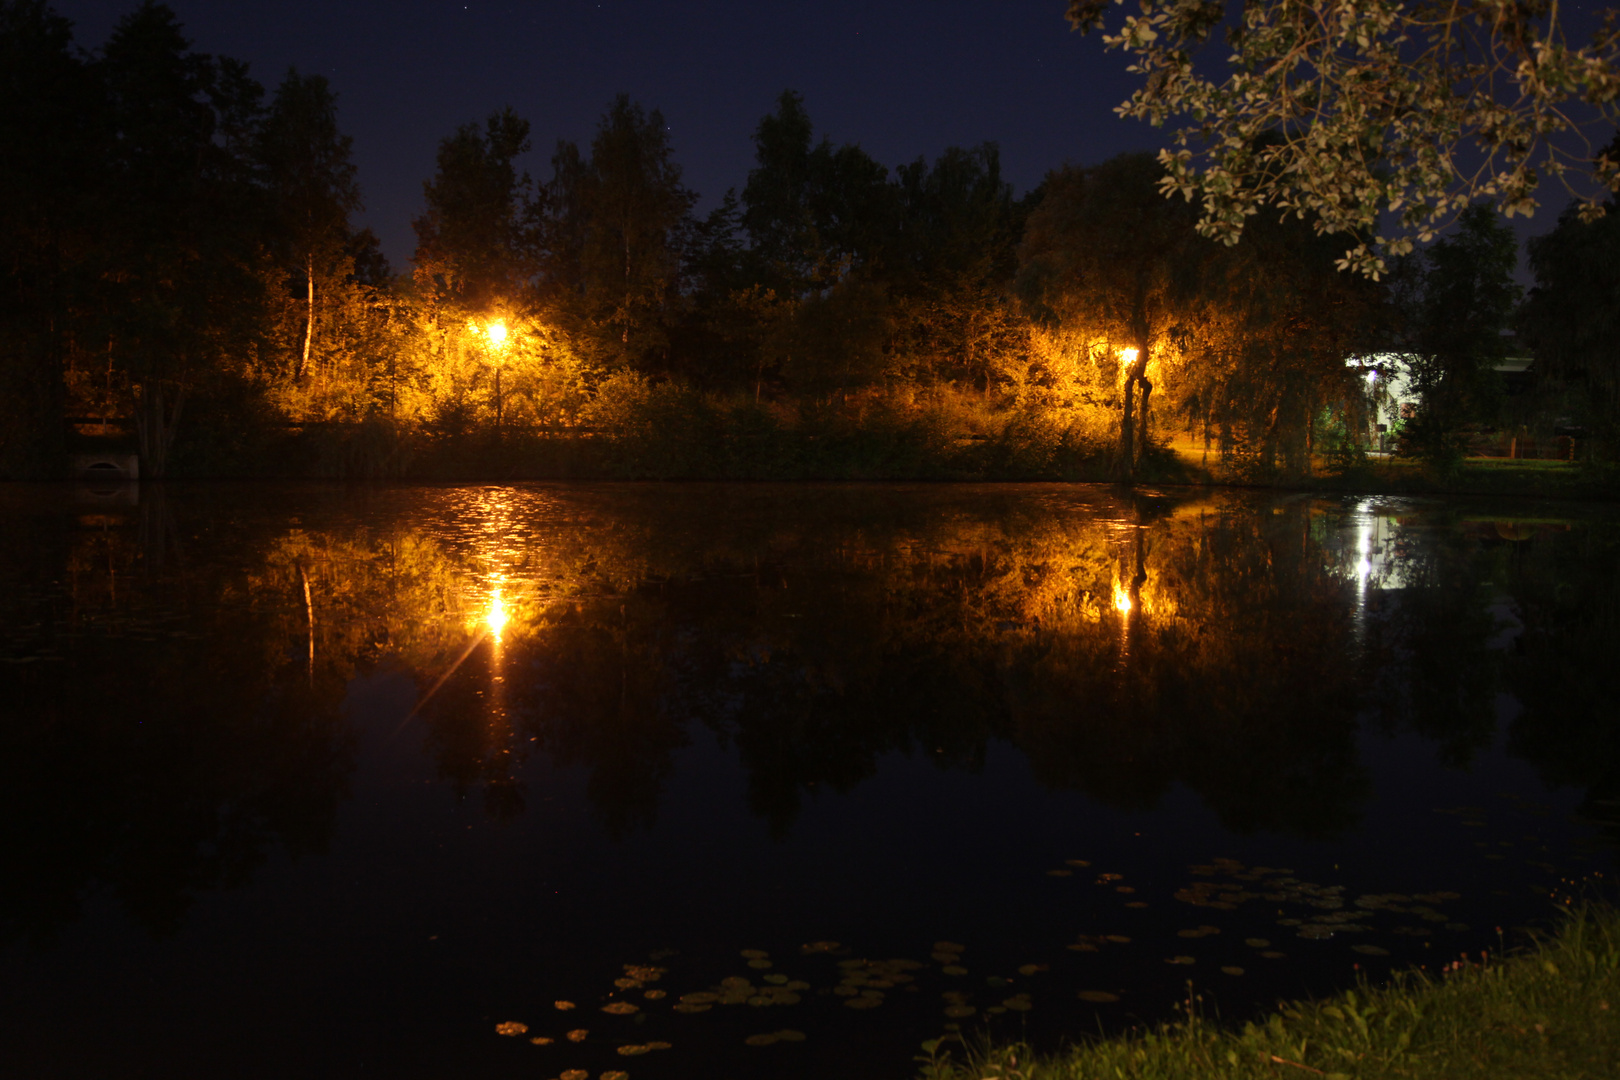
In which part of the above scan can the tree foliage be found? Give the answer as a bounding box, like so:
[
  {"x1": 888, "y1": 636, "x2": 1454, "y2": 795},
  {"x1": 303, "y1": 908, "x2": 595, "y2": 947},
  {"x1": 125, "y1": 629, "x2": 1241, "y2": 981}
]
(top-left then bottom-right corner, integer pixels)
[{"x1": 1067, "y1": 0, "x2": 1620, "y2": 277}]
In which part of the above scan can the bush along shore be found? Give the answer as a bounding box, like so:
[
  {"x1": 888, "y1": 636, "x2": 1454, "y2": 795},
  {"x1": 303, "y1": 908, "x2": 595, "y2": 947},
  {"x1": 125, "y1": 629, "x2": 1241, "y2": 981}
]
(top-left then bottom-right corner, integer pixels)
[{"x1": 918, "y1": 905, "x2": 1620, "y2": 1080}]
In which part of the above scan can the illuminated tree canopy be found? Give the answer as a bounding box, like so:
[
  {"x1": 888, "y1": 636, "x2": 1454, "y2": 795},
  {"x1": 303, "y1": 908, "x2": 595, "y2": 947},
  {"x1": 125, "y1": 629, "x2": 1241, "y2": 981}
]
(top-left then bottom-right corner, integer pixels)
[{"x1": 1066, "y1": 0, "x2": 1620, "y2": 277}]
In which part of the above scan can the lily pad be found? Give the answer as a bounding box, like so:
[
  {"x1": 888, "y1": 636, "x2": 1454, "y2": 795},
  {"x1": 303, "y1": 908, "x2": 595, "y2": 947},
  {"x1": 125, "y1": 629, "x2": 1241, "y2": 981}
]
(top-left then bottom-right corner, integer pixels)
[
  {"x1": 800, "y1": 941, "x2": 841, "y2": 954},
  {"x1": 747, "y1": 959, "x2": 774, "y2": 969},
  {"x1": 617, "y1": 1044, "x2": 652, "y2": 1056},
  {"x1": 1104, "y1": 935, "x2": 1132, "y2": 944},
  {"x1": 566, "y1": 1029, "x2": 589, "y2": 1042},
  {"x1": 1016, "y1": 964, "x2": 1048, "y2": 976},
  {"x1": 603, "y1": 1072, "x2": 629, "y2": 1080},
  {"x1": 601, "y1": 1002, "x2": 639, "y2": 1015},
  {"x1": 555, "y1": 1001, "x2": 577, "y2": 1011},
  {"x1": 745, "y1": 1032, "x2": 781, "y2": 1046},
  {"x1": 776, "y1": 1030, "x2": 806, "y2": 1042},
  {"x1": 1165, "y1": 956, "x2": 1196, "y2": 966},
  {"x1": 741, "y1": 949, "x2": 769, "y2": 959},
  {"x1": 643, "y1": 989, "x2": 666, "y2": 1000},
  {"x1": 1125, "y1": 901, "x2": 1150, "y2": 909},
  {"x1": 1077, "y1": 990, "x2": 1120, "y2": 1003},
  {"x1": 560, "y1": 1071, "x2": 588, "y2": 1080},
  {"x1": 1221, "y1": 966, "x2": 1246, "y2": 976},
  {"x1": 1245, "y1": 938, "x2": 1271, "y2": 948},
  {"x1": 495, "y1": 1021, "x2": 528, "y2": 1036},
  {"x1": 1260, "y1": 951, "x2": 1287, "y2": 959},
  {"x1": 942, "y1": 965, "x2": 969, "y2": 976},
  {"x1": 530, "y1": 1036, "x2": 554, "y2": 1046},
  {"x1": 1003, "y1": 995, "x2": 1034, "y2": 1012}
]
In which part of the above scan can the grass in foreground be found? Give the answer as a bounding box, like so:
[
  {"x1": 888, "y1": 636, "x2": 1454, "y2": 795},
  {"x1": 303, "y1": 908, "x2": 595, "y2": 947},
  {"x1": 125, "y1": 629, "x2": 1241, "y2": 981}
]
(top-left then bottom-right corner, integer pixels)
[{"x1": 919, "y1": 905, "x2": 1620, "y2": 1080}]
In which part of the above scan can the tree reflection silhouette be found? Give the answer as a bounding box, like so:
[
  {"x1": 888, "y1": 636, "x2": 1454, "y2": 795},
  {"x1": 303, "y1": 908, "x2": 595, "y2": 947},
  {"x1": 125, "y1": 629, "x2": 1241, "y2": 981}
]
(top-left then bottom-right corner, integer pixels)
[{"x1": 2, "y1": 485, "x2": 1614, "y2": 940}]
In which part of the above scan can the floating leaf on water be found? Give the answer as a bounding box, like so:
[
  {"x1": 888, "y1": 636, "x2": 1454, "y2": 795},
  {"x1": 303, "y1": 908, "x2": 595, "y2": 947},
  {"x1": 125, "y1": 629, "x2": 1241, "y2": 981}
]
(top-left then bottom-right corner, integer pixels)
[
  {"x1": 1165, "y1": 956, "x2": 1196, "y2": 966},
  {"x1": 1115, "y1": 886, "x2": 1136, "y2": 894},
  {"x1": 1067, "y1": 943, "x2": 1099, "y2": 953},
  {"x1": 800, "y1": 941, "x2": 840, "y2": 954},
  {"x1": 672, "y1": 1003, "x2": 711, "y2": 1013},
  {"x1": 679, "y1": 992, "x2": 718, "y2": 1004},
  {"x1": 943, "y1": 1005, "x2": 977, "y2": 1018},
  {"x1": 602, "y1": 1073, "x2": 629, "y2": 1080},
  {"x1": 1260, "y1": 951, "x2": 1287, "y2": 960},
  {"x1": 1016, "y1": 964, "x2": 1048, "y2": 976},
  {"x1": 495, "y1": 1021, "x2": 529, "y2": 1036},
  {"x1": 614, "y1": 978, "x2": 642, "y2": 990},
  {"x1": 560, "y1": 1071, "x2": 588, "y2": 1080},
  {"x1": 721, "y1": 977, "x2": 752, "y2": 990},
  {"x1": 785, "y1": 980, "x2": 811, "y2": 991},
  {"x1": 555, "y1": 1001, "x2": 577, "y2": 1011},
  {"x1": 1104, "y1": 935, "x2": 1132, "y2": 944},
  {"x1": 933, "y1": 941, "x2": 966, "y2": 953},
  {"x1": 1245, "y1": 938, "x2": 1271, "y2": 948},
  {"x1": 617, "y1": 1044, "x2": 652, "y2": 1056},
  {"x1": 624, "y1": 965, "x2": 666, "y2": 982},
  {"x1": 1221, "y1": 966, "x2": 1245, "y2": 976},
  {"x1": 747, "y1": 959, "x2": 774, "y2": 969},
  {"x1": 1297, "y1": 926, "x2": 1335, "y2": 941},
  {"x1": 647, "y1": 1042, "x2": 671, "y2": 1050},
  {"x1": 530, "y1": 1037, "x2": 554, "y2": 1046},
  {"x1": 1003, "y1": 995, "x2": 1033, "y2": 1012},
  {"x1": 1095, "y1": 873, "x2": 1124, "y2": 884},
  {"x1": 747, "y1": 996, "x2": 771, "y2": 1007},
  {"x1": 1077, "y1": 991, "x2": 1120, "y2": 1003},
  {"x1": 942, "y1": 965, "x2": 969, "y2": 976},
  {"x1": 602, "y1": 1002, "x2": 639, "y2": 1015},
  {"x1": 643, "y1": 989, "x2": 666, "y2": 1000},
  {"x1": 1066, "y1": 859, "x2": 1092, "y2": 867},
  {"x1": 776, "y1": 1030, "x2": 806, "y2": 1042},
  {"x1": 566, "y1": 1029, "x2": 589, "y2": 1042},
  {"x1": 1125, "y1": 901, "x2": 1149, "y2": 909},
  {"x1": 1351, "y1": 945, "x2": 1391, "y2": 956},
  {"x1": 763, "y1": 974, "x2": 788, "y2": 985},
  {"x1": 930, "y1": 952, "x2": 957, "y2": 963},
  {"x1": 745, "y1": 1033, "x2": 781, "y2": 1046},
  {"x1": 1047, "y1": 869, "x2": 1073, "y2": 877},
  {"x1": 741, "y1": 949, "x2": 770, "y2": 959}
]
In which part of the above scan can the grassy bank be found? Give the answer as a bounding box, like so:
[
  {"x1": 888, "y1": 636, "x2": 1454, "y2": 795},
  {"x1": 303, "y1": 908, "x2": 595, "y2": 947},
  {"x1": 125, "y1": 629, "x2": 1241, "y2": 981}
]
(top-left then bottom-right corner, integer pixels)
[{"x1": 919, "y1": 905, "x2": 1620, "y2": 1080}]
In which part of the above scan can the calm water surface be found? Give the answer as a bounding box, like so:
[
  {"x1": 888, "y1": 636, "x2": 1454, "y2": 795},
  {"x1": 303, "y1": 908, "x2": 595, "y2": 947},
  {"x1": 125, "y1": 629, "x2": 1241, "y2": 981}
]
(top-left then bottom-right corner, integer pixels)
[{"x1": 1, "y1": 482, "x2": 1615, "y2": 1080}]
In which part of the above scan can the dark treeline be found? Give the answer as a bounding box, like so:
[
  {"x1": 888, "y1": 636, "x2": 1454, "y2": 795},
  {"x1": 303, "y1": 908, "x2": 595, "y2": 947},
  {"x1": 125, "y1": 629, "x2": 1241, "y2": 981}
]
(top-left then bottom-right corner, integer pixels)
[{"x1": 4, "y1": 1, "x2": 1618, "y2": 481}]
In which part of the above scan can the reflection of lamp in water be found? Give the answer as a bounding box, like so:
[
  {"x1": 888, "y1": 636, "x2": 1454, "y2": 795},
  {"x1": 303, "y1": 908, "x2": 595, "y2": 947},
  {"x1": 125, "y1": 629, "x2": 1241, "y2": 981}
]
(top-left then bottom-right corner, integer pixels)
[
  {"x1": 485, "y1": 587, "x2": 509, "y2": 640},
  {"x1": 1112, "y1": 580, "x2": 1133, "y2": 615}
]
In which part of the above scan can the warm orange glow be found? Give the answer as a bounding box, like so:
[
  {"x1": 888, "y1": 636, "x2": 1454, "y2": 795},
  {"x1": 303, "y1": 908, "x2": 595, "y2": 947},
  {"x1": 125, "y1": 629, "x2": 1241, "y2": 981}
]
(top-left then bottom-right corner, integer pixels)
[
  {"x1": 1112, "y1": 580, "x2": 1133, "y2": 615},
  {"x1": 1120, "y1": 347, "x2": 1139, "y2": 365},
  {"x1": 486, "y1": 320, "x2": 508, "y2": 348},
  {"x1": 485, "y1": 586, "x2": 509, "y2": 639}
]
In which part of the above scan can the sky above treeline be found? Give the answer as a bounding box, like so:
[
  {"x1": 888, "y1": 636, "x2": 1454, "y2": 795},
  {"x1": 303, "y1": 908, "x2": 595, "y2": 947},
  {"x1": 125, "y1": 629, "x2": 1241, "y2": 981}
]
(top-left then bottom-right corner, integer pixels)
[{"x1": 50, "y1": 0, "x2": 1160, "y2": 267}]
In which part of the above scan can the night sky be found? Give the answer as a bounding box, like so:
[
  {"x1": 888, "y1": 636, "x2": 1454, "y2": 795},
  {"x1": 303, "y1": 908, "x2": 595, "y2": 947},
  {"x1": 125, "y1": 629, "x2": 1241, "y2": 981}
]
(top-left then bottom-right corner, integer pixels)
[{"x1": 49, "y1": 1, "x2": 1157, "y2": 268}]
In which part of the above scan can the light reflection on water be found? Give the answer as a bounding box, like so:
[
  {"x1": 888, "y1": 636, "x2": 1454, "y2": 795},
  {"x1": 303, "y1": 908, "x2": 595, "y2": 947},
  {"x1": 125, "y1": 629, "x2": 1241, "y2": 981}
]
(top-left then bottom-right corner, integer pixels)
[{"x1": 0, "y1": 482, "x2": 1615, "y2": 1079}]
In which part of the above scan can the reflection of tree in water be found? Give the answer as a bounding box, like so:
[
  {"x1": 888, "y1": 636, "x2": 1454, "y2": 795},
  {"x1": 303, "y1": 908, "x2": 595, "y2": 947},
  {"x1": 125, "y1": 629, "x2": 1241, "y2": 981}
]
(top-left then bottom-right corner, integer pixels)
[
  {"x1": 433, "y1": 491, "x2": 1374, "y2": 839},
  {"x1": 0, "y1": 503, "x2": 356, "y2": 943},
  {"x1": 6, "y1": 486, "x2": 1615, "y2": 940}
]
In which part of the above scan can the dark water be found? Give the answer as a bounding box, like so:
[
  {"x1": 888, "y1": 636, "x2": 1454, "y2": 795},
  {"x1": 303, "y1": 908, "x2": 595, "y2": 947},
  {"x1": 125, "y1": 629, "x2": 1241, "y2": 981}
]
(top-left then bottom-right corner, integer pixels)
[{"x1": 1, "y1": 482, "x2": 1615, "y2": 1080}]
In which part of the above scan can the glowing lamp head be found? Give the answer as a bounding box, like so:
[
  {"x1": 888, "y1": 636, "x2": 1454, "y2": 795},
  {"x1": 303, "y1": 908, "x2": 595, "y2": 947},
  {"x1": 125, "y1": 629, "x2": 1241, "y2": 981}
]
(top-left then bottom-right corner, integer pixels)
[
  {"x1": 486, "y1": 320, "x2": 508, "y2": 347},
  {"x1": 1120, "y1": 347, "x2": 1139, "y2": 365},
  {"x1": 1112, "y1": 581, "x2": 1133, "y2": 616}
]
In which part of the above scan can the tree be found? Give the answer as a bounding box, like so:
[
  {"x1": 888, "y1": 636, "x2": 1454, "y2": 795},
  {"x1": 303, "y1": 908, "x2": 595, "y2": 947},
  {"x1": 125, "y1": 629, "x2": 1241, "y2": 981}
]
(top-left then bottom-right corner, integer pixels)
[
  {"x1": 1520, "y1": 140, "x2": 1620, "y2": 454},
  {"x1": 0, "y1": 0, "x2": 103, "y2": 476},
  {"x1": 258, "y1": 69, "x2": 365, "y2": 384},
  {"x1": 94, "y1": 1, "x2": 266, "y2": 476},
  {"x1": 413, "y1": 107, "x2": 534, "y2": 314},
  {"x1": 1018, "y1": 153, "x2": 1206, "y2": 478},
  {"x1": 1066, "y1": 0, "x2": 1620, "y2": 277},
  {"x1": 1398, "y1": 204, "x2": 1522, "y2": 466},
  {"x1": 890, "y1": 144, "x2": 1028, "y2": 393}
]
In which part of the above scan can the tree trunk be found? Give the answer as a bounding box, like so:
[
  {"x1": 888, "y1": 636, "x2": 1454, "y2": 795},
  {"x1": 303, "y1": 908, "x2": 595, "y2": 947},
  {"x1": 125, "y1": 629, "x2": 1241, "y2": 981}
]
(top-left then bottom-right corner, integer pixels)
[
  {"x1": 134, "y1": 381, "x2": 184, "y2": 479},
  {"x1": 300, "y1": 253, "x2": 315, "y2": 381},
  {"x1": 1137, "y1": 377, "x2": 1153, "y2": 464}
]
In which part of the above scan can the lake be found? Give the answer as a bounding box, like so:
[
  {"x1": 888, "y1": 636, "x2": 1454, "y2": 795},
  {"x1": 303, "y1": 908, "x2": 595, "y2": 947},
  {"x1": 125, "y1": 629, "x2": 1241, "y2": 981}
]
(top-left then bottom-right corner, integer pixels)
[{"x1": 1, "y1": 481, "x2": 1614, "y2": 1080}]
